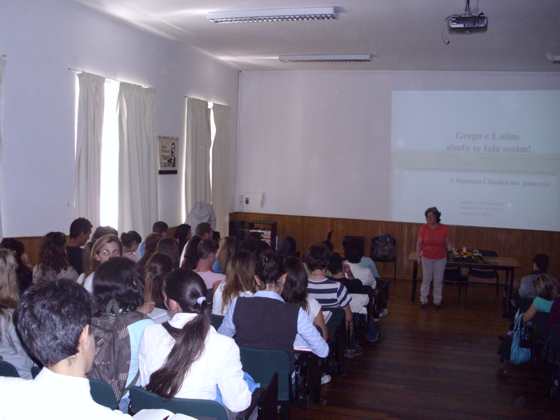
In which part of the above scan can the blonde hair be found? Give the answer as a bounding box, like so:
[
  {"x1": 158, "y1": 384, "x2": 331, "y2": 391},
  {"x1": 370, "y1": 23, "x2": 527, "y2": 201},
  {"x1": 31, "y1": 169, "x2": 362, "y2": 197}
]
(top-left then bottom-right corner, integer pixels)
[
  {"x1": 85, "y1": 234, "x2": 122, "y2": 277},
  {"x1": 0, "y1": 248, "x2": 19, "y2": 348}
]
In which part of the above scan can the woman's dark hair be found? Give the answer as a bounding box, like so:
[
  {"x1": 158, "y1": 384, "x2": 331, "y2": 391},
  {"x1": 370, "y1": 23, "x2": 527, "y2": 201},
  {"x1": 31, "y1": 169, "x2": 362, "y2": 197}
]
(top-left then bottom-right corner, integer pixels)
[
  {"x1": 305, "y1": 243, "x2": 330, "y2": 271},
  {"x1": 174, "y1": 224, "x2": 191, "y2": 253},
  {"x1": 281, "y1": 256, "x2": 309, "y2": 312},
  {"x1": 146, "y1": 269, "x2": 210, "y2": 399},
  {"x1": 534, "y1": 253, "x2": 549, "y2": 272},
  {"x1": 255, "y1": 251, "x2": 285, "y2": 286},
  {"x1": 328, "y1": 252, "x2": 344, "y2": 275},
  {"x1": 156, "y1": 237, "x2": 180, "y2": 268},
  {"x1": 344, "y1": 238, "x2": 365, "y2": 264},
  {"x1": 425, "y1": 207, "x2": 441, "y2": 223},
  {"x1": 254, "y1": 240, "x2": 271, "y2": 258},
  {"x1": 145, "y1": 253, "x2": 174, "y2": 309},
  {"x1": 222, "y1": 250, "x2": 257, "y2": 312},
  {"x1": 93, "y1": 257, "x2": 145, "y2": 313},
  {"x1": 277, "y1": 237, "x2": 297, "y2": 257},
  {"x1": 238, "y1": 239, "x2": 257, "y2": 254},
  {"x1": 182, "y1": 236, "x2": 202, "y2": 270},
  {"x1": 38, "y1": 232, "x2": 70, "y2": 273},
  {"x1": 120, "y1": 231, "x2": 142, "y2": 249},
  {"x1": 535, "y1": 273, "x2": 558, "y2": 301},
  {"x1": 1, "y1": 238, "x2": 33, "y2": 283}
]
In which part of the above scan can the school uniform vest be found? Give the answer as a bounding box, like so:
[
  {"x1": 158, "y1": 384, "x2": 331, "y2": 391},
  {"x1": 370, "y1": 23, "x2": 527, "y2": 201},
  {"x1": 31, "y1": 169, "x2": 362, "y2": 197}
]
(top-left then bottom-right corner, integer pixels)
[{"x1": 233, "y1": 296, "x2": 299, "y2": 361}]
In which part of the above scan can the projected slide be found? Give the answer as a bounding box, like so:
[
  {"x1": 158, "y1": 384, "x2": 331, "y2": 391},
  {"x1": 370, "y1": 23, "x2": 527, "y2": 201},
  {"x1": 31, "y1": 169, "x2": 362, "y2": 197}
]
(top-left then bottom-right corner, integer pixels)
[{"x1": 391, "y1": 91, "x2": 560, "y2": 231}]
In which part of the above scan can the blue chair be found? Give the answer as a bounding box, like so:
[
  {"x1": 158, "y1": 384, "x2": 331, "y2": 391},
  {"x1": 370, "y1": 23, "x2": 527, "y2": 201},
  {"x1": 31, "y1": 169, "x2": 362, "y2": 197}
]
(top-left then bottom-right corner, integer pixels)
[
  {"x1": 129, "y1": 372, "x2": 277, "y2": 420},
  {"x1": 89, "y1": 378, "x2": 119, "y2": 410},
  {"x1": 0, "y1": 360, "x2": 20, "y2": 377}
]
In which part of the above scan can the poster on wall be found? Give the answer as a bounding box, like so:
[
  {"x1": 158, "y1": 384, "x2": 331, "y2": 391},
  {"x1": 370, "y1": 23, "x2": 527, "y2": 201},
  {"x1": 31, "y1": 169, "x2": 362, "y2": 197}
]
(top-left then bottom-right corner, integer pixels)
[{"x1": 158, "y1": 136, "x2": 179, "y2": 174}]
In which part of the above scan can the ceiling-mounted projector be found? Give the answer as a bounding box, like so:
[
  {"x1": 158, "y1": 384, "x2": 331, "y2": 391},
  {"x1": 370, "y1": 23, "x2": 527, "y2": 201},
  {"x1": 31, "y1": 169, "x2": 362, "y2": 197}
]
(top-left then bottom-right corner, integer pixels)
[
  {"x1": 448, "y1": 13, "x2": 488, "y2": 34},
  {"x1": 443, "y1": 0, "x2": 488, "y2": 44}
]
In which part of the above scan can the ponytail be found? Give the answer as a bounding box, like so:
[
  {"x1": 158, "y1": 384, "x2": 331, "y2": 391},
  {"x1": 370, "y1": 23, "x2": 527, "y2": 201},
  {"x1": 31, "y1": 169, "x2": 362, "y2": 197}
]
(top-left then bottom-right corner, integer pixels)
[{"x1": 146, "y1": 269, "x2": 210, "y2": 399}]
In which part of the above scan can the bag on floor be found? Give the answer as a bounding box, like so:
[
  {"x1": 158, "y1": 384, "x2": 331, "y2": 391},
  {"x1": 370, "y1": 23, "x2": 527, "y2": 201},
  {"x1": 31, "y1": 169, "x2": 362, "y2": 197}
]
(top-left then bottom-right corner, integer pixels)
[{"x1": 509, "y1": 314, "x2": 531, "y2": 364}]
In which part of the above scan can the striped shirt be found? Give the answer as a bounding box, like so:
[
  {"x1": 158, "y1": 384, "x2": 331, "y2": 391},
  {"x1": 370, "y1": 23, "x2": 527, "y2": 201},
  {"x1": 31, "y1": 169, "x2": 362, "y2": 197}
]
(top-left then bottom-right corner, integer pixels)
[{"x1": 307, "y1": 278, "x2": 352, "y2": 309}]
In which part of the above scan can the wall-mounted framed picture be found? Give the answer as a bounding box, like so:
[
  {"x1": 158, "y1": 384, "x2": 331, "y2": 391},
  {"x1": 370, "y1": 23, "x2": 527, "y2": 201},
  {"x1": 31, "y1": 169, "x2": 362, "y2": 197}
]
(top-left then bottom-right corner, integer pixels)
[{"x1": 158, "y1": 135, "x2": 179, "y2": 174}]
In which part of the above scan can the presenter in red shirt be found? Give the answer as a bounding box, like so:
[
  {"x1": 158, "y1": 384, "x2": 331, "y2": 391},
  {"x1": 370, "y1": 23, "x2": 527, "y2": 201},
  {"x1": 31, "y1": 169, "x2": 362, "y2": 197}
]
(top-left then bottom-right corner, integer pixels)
[{"x1": 416, "y1": 207, "x2": 453, "y2": 309}]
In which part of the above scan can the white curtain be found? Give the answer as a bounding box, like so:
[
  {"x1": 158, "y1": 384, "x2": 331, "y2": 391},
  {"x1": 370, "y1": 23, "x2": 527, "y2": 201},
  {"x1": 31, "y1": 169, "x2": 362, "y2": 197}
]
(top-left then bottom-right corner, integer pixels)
[
  {"x1": 75, "y1": 72, "x2": 105, "y2": 227},
  {"x1": 211, "y1": 103, "x2": 230, "y2": 236},
  {"x1": 185, "y1": 97, "x2": 211, "y2": 214},
  {"x1": 0, "y1": 56, "x2": 6, "y2": 242},
  {"x1": 117, "y1": 82, "x2": 158, "y2": 240}
]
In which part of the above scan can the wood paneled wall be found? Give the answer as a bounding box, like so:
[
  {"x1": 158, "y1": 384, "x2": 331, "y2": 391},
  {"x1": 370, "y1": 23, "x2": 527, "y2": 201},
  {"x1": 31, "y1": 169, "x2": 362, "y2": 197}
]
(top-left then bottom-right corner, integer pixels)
[{"x1": 230, "y1": 212, "x2": 560, "y2": 283}]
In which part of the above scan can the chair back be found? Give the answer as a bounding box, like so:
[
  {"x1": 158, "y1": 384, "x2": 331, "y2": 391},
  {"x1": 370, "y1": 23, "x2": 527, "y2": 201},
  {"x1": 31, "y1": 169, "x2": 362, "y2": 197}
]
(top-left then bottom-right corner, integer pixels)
[
  {"x1": 239, "y1": 347, "x2": 292, "y2": 402},
  {"x1": 129, "y1": 386, "x2": 228, "y2": 420},
  {"x1": 211, "y1": 314, "x2": 224, "y2": 330},
  {"x1": 89, "y1": 379, "x2": 118, "y2": 410},
  {"x1": 0, "y1": 360, "x2": 20, "y2": 378},
  {"x1": 478, "y1": 249, "x2": 498, "y2": 257},
  {"x1": 31, "y1": 366, "x2": 42, "y2": 379},
  {"x1": 546, "y1": 325, "x2": 560, "y2": 363}
]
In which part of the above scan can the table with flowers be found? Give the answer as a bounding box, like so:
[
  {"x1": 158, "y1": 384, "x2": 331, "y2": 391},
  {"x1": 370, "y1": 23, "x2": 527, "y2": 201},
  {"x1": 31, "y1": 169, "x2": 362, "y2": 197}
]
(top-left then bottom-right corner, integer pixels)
[{"x1": 408, "y1": 249, "x2": 521, "y2": 315}]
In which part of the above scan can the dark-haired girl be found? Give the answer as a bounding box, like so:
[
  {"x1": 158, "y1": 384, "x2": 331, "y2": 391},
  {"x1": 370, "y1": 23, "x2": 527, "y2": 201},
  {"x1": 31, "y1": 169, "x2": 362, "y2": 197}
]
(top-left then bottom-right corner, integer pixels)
[
  {"x1": 281, "y1": 256, "x2": 328, "y2": 341},
  {"x1": 32, "y1": 232, "x2": 78, "y2": 283},
  {"x1": 121, "y1": 230, "x2": 142, "y2": 262},
  {"x1": 139, "y1": 269, "x2": 252, "y2": 417},
  {"x1": 218, "y1": 251, "x2": 329, "y2": 361}
]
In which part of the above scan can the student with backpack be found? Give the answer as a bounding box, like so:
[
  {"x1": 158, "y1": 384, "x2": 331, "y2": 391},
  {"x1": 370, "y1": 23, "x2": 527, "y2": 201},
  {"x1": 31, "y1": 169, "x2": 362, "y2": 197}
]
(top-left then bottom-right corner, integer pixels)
[{"x1": 90, "y1": 257, "x2": 154, "y2": 412}]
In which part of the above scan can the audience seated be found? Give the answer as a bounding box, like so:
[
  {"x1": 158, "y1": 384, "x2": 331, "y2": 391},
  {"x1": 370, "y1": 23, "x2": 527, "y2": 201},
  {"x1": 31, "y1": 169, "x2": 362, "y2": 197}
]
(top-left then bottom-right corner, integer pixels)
[
  {"x1": 181, "y1": 235, "x2": 202, "y2": 270},
  {"x1": 328, "y1": 252, "x2": 372, "y2": 317},
  {"x1": 0, "y1": 249, "x2": 34, "y2": 379},
  {"x1": 138, "y1": 233, "x2": 163, "y2": 269},
  {"x1": 155, "y1": 237, "x2": 181, "y2": 268},
  {"x1": 144, "y1": 253, "x2": 174, "y2": 323},
  {"x1": 218, "y1": 251, "x2": 329, "y2": 363},
  {"x1": 78, "y1": 234, "x2": 122, "y2": 294},
  {"x1": 522, "y1": 274, "x2": 558, "y2": 323},
  {"x1": 281, "y1": 256, "x2": 328, "y2": 341},
  {"x1": 33, "y1": 232, "x2": 79, "y2": 283},
  {"x1": 343, "y1": 238, "x2": 377, "y2": 288},
  {"x1": 82, "y1": 226, "x2": 119, "y2": 273},
  {"x1": 519, "y1": 254, "x2": 557, "y2": 299},
  {"x1": 0, "y1": 279, "x2": 132, "y2": 419},
  {"x1": 1, "y1": 238, "x2": 33, "y2": 295},
  {"x1": 277, "y1": 237, "x2": 297, "y2": 258},
  {"x1": 212, "y1": 250, "x2": 257, "y2": 316},
  {"x1": 173, "y1": 224, "x2": 191, "y2": 258},
  {"x1": 139, "y1": 269, "x2": 253, "y2": 418},
  {"x1": 194, "y1": 239, "x2": 225, "y2": 290},
  {"x1": 92, "y1": 257, "x2": 154, "y2": 411},
  {"x1": 66, "y1": 217, "x2": 93, "y2": 275},
  {"x1": 140, "y1": 221, "x2": 168, "y2": 257},
  {"x1": 179, "y1": 222, "x2": 213, "y2": 264},
  {"x1": 120, "y1": 231, "x2": 142, "y2": 263},
  {"x1": 212, "y1": 236, "x2": 237, "y2": 274}
]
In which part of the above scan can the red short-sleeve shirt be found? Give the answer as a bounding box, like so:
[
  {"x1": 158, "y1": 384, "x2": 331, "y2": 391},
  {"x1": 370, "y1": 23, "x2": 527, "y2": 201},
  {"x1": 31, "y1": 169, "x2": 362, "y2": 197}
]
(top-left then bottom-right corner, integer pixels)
[{"x1": 419, "y1": 223, "x2": 450, "y2": 260}]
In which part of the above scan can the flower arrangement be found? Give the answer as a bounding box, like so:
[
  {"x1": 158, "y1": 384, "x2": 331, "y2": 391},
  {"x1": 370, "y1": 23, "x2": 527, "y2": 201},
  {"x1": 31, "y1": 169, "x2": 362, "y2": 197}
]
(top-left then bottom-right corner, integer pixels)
[{"x1": 448, "y1": 247, "x2": 483, "y2": 263}]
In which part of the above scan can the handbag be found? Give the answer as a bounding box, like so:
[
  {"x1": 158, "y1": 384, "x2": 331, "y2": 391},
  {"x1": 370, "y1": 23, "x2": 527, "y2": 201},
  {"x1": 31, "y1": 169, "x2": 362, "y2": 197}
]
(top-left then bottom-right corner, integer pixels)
[{"x1": 509, "y1": 314, "x2": 531, "y2": 364}]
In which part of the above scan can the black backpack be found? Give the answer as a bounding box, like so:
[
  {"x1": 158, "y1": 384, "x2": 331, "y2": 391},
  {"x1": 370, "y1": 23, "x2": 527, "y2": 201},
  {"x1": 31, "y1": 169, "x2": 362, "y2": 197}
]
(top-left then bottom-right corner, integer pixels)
[{"x1": 87, "y1": 299, "x2": 148, "y2": 401}]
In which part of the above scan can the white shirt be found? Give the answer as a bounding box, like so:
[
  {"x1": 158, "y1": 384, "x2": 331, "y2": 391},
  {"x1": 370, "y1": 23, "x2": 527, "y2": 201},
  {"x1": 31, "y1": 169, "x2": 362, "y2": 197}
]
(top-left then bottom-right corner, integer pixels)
[
  {"x1": 78, "y1": 272, "x2": 95, "y2": 293},
  {"x1": 139, "y1": 313, "x2": 251, "y2": 413},
  {"x1": 212, "y1": 281, "x2": 254, "y2": 316},
  {"x1": 0, "y1": 367, "x2": 131, "y2": 419},
  {"x1": 195, "y1": 270, "x2": 225, "y2": 290},
  {"x1": 344, "y1": 261, "x2": 377, "y2": 288}
]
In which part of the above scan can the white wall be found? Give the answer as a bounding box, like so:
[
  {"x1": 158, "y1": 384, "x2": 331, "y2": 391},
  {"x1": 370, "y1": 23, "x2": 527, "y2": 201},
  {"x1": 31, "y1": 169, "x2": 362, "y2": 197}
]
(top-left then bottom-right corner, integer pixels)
[
  {"x1": 0, "y1": 0, "x2": 240, "y2": 237},
  {"x1": 237, "y1": 70, "x2": 560, "y2": 226}
]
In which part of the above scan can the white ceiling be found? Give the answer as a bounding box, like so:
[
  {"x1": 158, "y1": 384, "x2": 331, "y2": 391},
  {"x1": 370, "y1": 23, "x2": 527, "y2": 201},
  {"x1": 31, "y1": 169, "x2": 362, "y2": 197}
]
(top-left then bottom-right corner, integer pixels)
[{"x1": 66, "y1": 0, "x2": 560, "y2": 72}]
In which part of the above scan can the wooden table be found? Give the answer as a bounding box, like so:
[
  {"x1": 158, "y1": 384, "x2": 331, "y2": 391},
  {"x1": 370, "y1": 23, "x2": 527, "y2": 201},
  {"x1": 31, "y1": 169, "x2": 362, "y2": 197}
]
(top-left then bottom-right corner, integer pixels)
[{"x1": 408, "y1": 252, "x2": 521, "y2": 315}]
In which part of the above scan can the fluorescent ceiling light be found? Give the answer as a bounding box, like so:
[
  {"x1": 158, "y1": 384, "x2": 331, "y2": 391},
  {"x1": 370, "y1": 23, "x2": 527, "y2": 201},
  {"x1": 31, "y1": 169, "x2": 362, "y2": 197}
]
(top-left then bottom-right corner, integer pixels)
[
  {"x1": 207, "y1": 7, "x2": 338, "y2": 23},
  {"x1": 279, "y1": 55, "x2": 371, "y2": 63}
]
